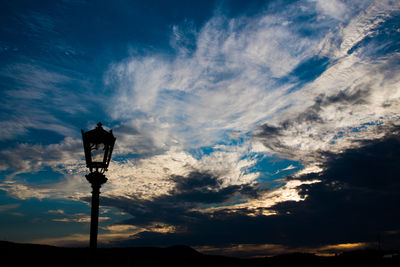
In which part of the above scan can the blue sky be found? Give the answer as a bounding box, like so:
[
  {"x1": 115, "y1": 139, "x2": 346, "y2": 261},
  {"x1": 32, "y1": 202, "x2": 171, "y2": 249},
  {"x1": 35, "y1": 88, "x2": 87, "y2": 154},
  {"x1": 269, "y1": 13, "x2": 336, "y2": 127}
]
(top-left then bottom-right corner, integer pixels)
[{"x1": 1, "y1": 0, "x2": 400, "y2": 257}]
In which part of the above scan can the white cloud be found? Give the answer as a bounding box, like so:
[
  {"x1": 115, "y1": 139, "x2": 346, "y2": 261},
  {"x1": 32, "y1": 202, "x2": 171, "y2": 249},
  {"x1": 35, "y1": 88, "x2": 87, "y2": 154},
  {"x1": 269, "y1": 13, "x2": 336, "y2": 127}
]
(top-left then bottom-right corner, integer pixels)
[
  {"x1": 104, "y1": 150, "x2": 197, "y2": 200},
  {"x1": 105, "y1": 7, "x2": 320, "y2": 153},
  {"x1": 52, "y1": 213, "x2": 110, "y2": 223},
  {"x1": 106, "y1": 0, "x2": 400, "y2": 168},
  {"x1": 253, "y1": 0, "x2": 400, "y2": 165},
  {"x1": 311, "y1": 0, "x2": 349, "y2": 21},
  {"x1": 0, "y1": 137, "x2": 82, "y2": 176},
  {"x1": 336, "y1": 0, "x2": 395, "y2": 58},
  {"x1": 255, "y1": 47, "x2": 400, "y2": 165},
  {"x1": 0, "y1": 137, "x2": 93, "y2": 200},
  {"x1": 104, "y1": 141, "x2": 259, "y2": 200},
  {"x1": 0, "y1": 140, "x2": 259, "y2": 202},
  {"x1": 0, "y1": 173, "x2": 91, "y2": 200},
  {"x1": 0, "y1": 180, "x2": 55, "y2": 200},
  {"x1": 47, "y1": 209, "x2": 65, "y2": 214},
  {"x1": 275, "y1": 164, "x2": 296, "y2": 174},
  {"x1": 103, "y1": 224, "x2": 139, "y2": 233}
]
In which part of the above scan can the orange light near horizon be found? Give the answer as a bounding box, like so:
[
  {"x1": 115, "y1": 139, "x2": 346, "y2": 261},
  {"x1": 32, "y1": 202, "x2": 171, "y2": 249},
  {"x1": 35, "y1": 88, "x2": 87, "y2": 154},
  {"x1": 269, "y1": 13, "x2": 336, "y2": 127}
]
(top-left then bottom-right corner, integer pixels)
[{"x1": 321, "y1": 242, "x2": 367, "y2": 250}]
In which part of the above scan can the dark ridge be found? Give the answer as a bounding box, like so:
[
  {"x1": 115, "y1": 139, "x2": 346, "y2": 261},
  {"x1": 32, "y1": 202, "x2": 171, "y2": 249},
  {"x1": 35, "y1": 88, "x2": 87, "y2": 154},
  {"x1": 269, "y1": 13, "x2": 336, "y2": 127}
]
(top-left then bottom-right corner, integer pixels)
[
  {"x1": 1, "y1": 241, "x2": 399, "y2": 267},
  {"x1": 165, "y1": 244, "x2": 203, "y2": 256}
]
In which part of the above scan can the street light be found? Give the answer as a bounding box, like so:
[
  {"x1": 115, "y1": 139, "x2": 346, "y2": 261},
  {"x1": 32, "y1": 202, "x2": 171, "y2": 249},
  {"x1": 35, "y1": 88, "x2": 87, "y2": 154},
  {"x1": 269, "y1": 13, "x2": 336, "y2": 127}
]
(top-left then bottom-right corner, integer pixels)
[{"x1": 81, "y1": 122, "x2": 116, "y2": 249}]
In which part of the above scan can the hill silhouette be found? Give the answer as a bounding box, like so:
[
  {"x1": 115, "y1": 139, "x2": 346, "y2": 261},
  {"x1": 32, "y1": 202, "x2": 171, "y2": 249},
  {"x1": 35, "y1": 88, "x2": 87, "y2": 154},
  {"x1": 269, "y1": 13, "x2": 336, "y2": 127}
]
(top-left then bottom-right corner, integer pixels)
[{"x1": 1, "y1": 241, "x2": 399, "y2": 267}]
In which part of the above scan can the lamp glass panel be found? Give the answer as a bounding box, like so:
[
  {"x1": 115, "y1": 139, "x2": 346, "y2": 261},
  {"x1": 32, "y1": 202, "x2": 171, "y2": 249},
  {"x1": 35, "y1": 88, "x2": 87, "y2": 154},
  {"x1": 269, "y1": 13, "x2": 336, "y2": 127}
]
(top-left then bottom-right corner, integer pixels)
[{"x1": 91, "y1": 143, "x2": 105, "y2": 163}]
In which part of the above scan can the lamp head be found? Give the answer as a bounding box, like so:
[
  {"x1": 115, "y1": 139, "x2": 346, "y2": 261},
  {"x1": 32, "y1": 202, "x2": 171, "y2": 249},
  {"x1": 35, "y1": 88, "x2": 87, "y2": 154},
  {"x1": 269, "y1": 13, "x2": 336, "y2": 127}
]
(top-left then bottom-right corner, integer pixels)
[{"x1": 81, "y1": 122, "x2": 116, "y2": 173}]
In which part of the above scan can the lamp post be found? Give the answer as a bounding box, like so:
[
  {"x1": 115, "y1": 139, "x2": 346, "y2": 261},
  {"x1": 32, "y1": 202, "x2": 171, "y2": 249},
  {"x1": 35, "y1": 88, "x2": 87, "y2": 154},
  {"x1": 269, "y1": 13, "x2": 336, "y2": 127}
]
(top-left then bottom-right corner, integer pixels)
[{"x1": 81, "y1": 122, "x2": 116, "y2": 249}]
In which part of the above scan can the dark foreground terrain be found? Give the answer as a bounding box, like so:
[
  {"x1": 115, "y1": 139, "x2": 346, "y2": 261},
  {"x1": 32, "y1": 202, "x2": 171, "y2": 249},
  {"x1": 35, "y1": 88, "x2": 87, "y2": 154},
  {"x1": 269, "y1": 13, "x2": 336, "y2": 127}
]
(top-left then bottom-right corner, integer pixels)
[{"x1": 1, "y1": 241, "x2": 399, "y2": 267}]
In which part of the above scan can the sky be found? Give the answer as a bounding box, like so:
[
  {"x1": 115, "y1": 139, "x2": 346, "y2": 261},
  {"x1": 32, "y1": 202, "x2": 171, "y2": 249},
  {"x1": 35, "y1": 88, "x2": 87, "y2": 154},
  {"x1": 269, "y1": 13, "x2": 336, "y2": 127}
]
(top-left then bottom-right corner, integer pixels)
[{"x1": 0, "y1": 0, "x2": 399, "y2": 258}]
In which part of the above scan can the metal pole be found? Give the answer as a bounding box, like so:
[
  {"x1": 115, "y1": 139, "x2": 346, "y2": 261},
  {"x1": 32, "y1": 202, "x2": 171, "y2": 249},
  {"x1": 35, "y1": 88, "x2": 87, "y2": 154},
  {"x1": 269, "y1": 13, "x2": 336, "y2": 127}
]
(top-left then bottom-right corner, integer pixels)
[
  {"x1": 90, "y1": 183, "x2": 101, "y2": 249},
  {"x1": 86, "y1": 171, "x2": 107, "y2": 251}
]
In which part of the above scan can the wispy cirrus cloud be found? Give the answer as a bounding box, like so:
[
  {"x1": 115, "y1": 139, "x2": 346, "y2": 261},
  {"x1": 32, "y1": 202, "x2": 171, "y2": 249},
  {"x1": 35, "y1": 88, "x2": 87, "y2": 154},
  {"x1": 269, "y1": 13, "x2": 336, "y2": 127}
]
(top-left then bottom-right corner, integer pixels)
[
  {"x1": 0, "y1": 62, "x2": 96, "y2": 141},
  {"x1": 104, "y1": 4, "x2": 322, "y2": 152},
  {"x1": 106, "y1": 0, "x2": 400, "y2": 166}
]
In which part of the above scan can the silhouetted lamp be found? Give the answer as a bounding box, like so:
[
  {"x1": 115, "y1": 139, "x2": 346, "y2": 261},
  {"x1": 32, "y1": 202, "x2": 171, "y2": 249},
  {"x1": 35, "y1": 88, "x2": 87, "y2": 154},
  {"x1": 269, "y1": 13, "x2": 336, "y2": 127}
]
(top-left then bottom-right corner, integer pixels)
[{"x1": 81, "y1": 122, "x2": 116, "y2": 250}]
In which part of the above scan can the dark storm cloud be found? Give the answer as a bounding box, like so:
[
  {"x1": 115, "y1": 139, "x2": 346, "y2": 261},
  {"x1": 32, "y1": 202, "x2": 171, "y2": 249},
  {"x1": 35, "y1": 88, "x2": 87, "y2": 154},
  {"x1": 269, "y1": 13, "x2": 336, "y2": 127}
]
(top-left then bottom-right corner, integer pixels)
[
  {"x1": 170, "y1": 172, "x2": 255, "y2": 204},
  {"x1": 273, "y1": 134, "x2": 400, "y2": 245},
  {"x1": 98, "y1": 171, "x2": 262, "y2": 228},
  {"x1": 104, "y1": 133, "x2": 400, "y2": 249},
  {"x1": 321, "y1": 135, "x2": 400, "y2": 188}
]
